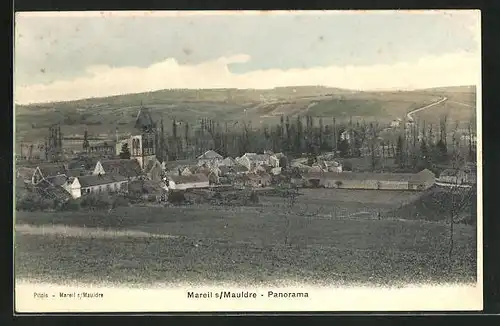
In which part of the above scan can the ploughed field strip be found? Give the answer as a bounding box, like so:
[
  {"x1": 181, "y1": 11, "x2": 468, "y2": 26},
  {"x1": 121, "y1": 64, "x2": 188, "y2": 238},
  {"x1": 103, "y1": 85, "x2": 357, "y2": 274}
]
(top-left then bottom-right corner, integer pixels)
[{"x1": 14, "y1": 204, "x2": 476, "y2": 286}]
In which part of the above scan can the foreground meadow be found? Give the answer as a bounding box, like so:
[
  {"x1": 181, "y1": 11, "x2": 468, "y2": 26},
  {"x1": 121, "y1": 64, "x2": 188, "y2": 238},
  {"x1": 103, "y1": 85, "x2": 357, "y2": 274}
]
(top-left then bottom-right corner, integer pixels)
[{"x1": 14, "y1": 190, "x2": 477, "y2": 286}]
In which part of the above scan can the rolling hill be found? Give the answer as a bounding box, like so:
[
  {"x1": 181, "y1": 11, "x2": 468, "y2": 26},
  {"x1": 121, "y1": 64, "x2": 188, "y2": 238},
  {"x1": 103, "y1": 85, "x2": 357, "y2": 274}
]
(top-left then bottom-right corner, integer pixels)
[{"x1": 14, "y1": 85, "x2": 477, "y2": 143}]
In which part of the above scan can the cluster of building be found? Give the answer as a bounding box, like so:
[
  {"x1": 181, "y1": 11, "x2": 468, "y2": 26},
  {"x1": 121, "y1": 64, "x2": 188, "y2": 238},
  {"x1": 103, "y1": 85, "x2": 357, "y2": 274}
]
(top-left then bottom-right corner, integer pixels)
[
  {"x1": 435, "y1": 162, "x2": 477, "y2": 188},
  {"x1": 16, "y1": 107, "x2": 477, "y2": 206},
  {"x1": 14, "y1": 108, "x2": 296, "y2": 202}
]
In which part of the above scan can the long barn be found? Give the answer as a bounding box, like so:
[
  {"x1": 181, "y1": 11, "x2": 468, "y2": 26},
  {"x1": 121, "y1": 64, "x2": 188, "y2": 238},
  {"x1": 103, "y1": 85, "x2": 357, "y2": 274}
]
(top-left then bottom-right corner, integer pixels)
[{"x1": 303, "y1": 169, "x2": 435, "y2": 191}]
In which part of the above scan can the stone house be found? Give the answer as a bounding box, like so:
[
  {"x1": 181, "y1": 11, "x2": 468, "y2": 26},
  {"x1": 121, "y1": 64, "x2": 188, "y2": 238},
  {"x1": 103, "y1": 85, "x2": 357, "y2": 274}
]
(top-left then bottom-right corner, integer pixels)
[
  {"x1": 168, "y1": 173, "x2": 210, "y2": 190},
  {"x1": 93, "y1": 159, "x2": 142, "y2": 181},
  {"x1": 197, "y1": 150, "x2": 224, "y2": 167}
]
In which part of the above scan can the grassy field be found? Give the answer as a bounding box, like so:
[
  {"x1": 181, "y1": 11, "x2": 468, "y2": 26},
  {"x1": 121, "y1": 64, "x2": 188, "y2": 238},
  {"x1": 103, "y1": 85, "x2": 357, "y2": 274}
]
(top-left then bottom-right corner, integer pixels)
[
  {"x1": 14, "y1": 85, "x2": 476, "y2": 143},
  {"x1": 14, "y1": 189, "x2": 477, "y2": 287}
]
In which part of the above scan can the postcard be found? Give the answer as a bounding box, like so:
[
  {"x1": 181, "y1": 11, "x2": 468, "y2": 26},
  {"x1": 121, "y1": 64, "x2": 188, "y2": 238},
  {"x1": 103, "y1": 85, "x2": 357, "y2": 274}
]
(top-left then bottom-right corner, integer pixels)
[{"x1": 13, "y1": 10, "x2": 482, "y2": 313}]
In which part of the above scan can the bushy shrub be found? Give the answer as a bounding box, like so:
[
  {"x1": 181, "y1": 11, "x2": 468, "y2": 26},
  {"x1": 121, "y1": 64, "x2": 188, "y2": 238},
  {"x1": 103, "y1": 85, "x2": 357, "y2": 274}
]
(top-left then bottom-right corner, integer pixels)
[
  {"x1": 168, "y1": 190, "x2": 186, "y2": 204},
  {"x1": 249, "y1": 191, "x2": 260, "y2": 204},
  {"x1": 112, "y1": 195, "x2": 130, "y2": 208},
  {"x1": 58, "y1": 198, "x2": 82, "y2": 211},
  {"x1": 81, "y1": 193, "x2": 113, "y2": 209},
  {"x1": 16, "y1": 191, "x2": 55, "y2": 211},
  {"x1": 342, "y1": 161, "x2": 353, "y2": 171}
]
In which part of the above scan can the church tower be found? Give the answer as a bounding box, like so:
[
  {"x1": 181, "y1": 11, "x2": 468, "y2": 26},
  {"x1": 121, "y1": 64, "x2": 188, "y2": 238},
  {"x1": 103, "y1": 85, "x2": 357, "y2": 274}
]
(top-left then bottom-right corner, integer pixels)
[{"x1": 130, "y1": 107, "x2": 157, "y2": 169}]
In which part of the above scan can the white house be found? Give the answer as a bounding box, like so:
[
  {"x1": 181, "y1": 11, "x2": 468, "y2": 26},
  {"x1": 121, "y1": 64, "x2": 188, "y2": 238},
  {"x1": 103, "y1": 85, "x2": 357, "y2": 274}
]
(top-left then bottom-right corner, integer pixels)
[
  {"x1": 318, "y1": 160, "x2": 343, "y2": 173},
  {"x1": 236, "y1": 153, "x2": 272, "y2": 170},
  {"x1": 270, "y1": 167, "x2": 282, "y2": 175},
  {"x1": 30, "y1": 163, "x2": 67, "y2": 185},
  {"x1": 61, "y1": 177, "x2": 82, "y2": 199},
  {"x1": 168, "y1": 173, "x2": 210, "y2": 190},
  {"x1": 437, "y1": 165, "x2": 476, "y2": 186},
  {"x1": 218, "y1": 157, "x2": 236, "y2": 167},
  {"x1": 93, "y1": 159, "x2": 142, "y2": 181},
  {"x1": 269, "y1": 155, "x2": 280, "y2": 168},
  {"x1": 340, "y1": 130, "x2": 351, "y2": 141},
  {"x1": 78, "y1": 174, "x2": 129, "y2": 196},
  {"x1": 390, "y1": 119, "x2": 402, "y2": 127},
  {"x1": 197, "y1": 150, "x2": 224, "y2": 167}
]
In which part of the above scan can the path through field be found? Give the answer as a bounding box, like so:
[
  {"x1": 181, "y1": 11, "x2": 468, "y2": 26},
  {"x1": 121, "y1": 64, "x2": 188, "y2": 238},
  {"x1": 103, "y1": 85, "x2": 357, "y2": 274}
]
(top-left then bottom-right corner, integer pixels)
[
  {"x1": 406, "y1": 97, "x2": 448, "y2": 120},
  {"x1": 15, "y1": 224, "x2": 178, "y2": 239}
]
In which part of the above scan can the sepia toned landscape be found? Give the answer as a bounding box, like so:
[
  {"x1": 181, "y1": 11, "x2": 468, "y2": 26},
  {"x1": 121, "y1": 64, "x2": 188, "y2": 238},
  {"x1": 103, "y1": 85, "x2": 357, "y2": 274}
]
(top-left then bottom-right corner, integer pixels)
[{"x1": 14, "y1": 10, "x2": 481, "y2": 312}]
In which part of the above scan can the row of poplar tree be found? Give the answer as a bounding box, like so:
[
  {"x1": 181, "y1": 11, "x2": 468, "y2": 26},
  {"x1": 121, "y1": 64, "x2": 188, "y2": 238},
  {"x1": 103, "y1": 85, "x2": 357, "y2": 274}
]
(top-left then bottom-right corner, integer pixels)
[{"x1": 118, "y1": 114, "x2": 476, "y2": 172}]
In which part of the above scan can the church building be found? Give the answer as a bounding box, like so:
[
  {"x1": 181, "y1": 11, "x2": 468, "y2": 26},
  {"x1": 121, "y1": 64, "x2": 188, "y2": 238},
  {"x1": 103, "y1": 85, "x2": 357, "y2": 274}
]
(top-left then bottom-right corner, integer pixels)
[{"x1": 115, "y1": 107, "x2": 158, "y2": 170}]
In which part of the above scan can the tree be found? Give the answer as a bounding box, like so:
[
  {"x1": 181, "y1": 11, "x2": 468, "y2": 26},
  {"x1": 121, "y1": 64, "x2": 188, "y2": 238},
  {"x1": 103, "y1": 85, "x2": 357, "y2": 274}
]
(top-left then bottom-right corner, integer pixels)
[
  {"x1": 342, "y1": 161, "x2": 352, "y2": 171},
  {"x1": 435, "y1": 139, "x2": 448, "y2": 164},
  {"x1": 119, "y1": 142, "x2": 131, "y2": 159},
  {"x1": 279, "y1": 156, "x2": 289, "y2": 170},
  {"x1": 307, "y1": 154, "x2": 317, "y2": 166},
  {"x1": 467, "y1": 121, "x2": 476, "y2": 162},
  {"x1": 337, "y1": 139, "x2": 349, "y2": 158},
  {"x1": 295, "y1": 115, "x2": 304, "y2": 153},
  {"x1": 432, "y1": 145, "x2": 476, "y2": 272},
  {"x1": 395, "y1": 135, "x2": 405, "y2": 168},
  {"x1": 249, "y1": 190, "x2": 260, "y2": 204},
  {"x1": 368, "y1": 122, "x2": 378, "y2": 171},
  {"x1": 281, "y1": 185, "x2": 300, "y2": 246},
  {"x1": 442, "y1": 181, "x2": 475, "y2": 272},
  {"x1": 285, "y1": 116, "x2": 291, "y2": 152},
  {"x1": 82, "y1": 129, "x2": 89, "y2": 152},
  {"x1": 318, "y1": 117, "x2": 325, "y2": 150},
  {"x1": 417, "y1": 139, "x2": 430, "y2": 170}
]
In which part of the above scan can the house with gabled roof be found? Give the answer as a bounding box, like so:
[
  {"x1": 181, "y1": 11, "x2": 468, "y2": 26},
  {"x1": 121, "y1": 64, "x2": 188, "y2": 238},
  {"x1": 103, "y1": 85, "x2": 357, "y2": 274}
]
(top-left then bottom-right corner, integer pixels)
[
  {"x1": 33, "y1": 178, "x2": 73, "y2": 202},
  {"x1": 167, "y1": 173, "x2": 210, "y2": 190},
  {"x1": 197, "y1": 150, "x2": 223, "y2": 167},
  {"x1": 30, "y1": 163, "x2": 68, "y2": 185},
  {"x1": 78, "y1": 174, "x2": 129, "y2": 196},
  {"x1": 234, "y1": 172, "x2": 272, "y2": 188},
  {"x1": 144, "y1": 158, "x2": 163, "y2": 182},
  {"x1": 236, "y1": 153, "x2": 272, "y2": 170},
  {"x1": 16, "y1": 166, "x2": 37, "y2": 184},
  {"x1": 218, "y1": 157, "x2": 236, "y2": 167},
  {"x1": 93, "y1": 159, "x2": 142, "y2": 181}
]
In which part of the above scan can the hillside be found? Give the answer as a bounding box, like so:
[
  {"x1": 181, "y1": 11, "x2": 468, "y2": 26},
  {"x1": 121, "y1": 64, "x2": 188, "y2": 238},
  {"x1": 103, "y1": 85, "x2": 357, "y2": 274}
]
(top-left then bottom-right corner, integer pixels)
[
  {"x1": 387, "y1": 186, "x2": 477, "y2": 225},
  {"x1": 14, "y1": 85, "x2": 476, "y2": 143}
]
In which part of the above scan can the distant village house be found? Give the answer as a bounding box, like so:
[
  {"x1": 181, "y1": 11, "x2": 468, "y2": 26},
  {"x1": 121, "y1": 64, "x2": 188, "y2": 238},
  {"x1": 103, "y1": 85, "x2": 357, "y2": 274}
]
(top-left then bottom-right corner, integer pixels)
[{"x1": 168, "y1": 173, "x2": 210, "y2": 190}]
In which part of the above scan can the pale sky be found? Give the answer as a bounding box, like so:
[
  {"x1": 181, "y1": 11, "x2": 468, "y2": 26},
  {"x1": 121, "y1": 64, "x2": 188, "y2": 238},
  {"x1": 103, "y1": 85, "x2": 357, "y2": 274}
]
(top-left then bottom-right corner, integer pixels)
[{"x1": 14, "y1": 10, "x2": 481, "y2": 104}]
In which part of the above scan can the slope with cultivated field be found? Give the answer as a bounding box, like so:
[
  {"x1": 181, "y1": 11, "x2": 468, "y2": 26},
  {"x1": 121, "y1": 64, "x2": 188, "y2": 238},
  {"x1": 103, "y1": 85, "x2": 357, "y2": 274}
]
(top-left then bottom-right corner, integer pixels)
[{"x1": 14, "y1": 85, "x2": 476, "y2": 143}]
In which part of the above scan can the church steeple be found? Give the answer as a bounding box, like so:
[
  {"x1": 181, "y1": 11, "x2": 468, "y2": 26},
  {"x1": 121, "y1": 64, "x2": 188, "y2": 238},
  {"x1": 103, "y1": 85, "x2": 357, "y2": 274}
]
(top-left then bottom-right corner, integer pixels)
[{"x1": 134, "y1": 106, "x2": 155, "y2": 132}]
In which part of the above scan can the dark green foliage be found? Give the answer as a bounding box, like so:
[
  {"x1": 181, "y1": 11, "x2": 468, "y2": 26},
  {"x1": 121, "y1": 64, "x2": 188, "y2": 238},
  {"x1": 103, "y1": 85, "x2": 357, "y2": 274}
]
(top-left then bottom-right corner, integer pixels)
[
  {"x1": 435, "y1": 139, "x2": 448, "y2": 164},
  {"x1": 168, "y1": 190, "x2": 186, "y2": 204},
  {"x1": 395, "y1": 135, "x2": 405, "y2": 168},
  {"x1": 337, "y1": 139, "x2": 349, "y2": 158},
  {"x1": 58, "y1": 199, "x2": 82, "y2": 211},
  {"x1": 342, "y1": 161, "x2": 352, "y2": 171},
  {"x1": 119, "y1": 142, "x2": 131, "y2": 159},
  {"x1": 16, "y1": 191, "x2": 55, "y2": 211},
  {"x1": 279, "y1": 156, "x2": 288, "y2": 170},
  {"x1": 249, "y1": 191, "x2": 260, "y2": 204},
  {"x1": 389, "y1": 187, "x2": 476, "y2": 225}
]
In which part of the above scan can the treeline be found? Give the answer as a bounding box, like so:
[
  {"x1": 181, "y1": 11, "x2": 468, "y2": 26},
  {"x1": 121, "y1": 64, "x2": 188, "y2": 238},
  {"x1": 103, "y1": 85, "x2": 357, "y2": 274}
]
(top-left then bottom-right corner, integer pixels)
[{"x1": 151, "y1": 114, "x2": 476, "y2": 171}]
